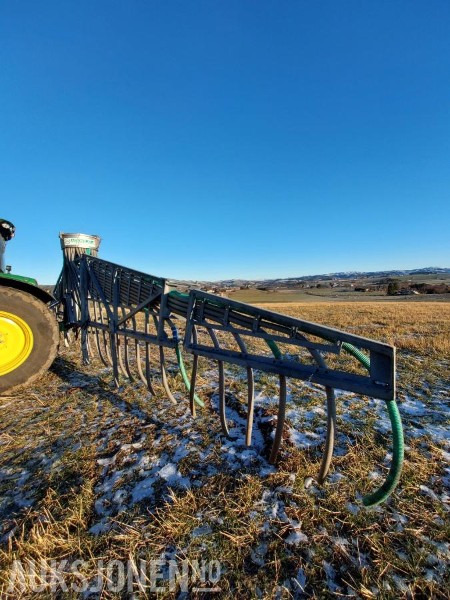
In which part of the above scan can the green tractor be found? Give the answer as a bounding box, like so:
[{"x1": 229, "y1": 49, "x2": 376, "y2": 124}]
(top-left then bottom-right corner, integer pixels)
[{"x1": 0, "y1": 219, "x2": 59, "y2": 394}]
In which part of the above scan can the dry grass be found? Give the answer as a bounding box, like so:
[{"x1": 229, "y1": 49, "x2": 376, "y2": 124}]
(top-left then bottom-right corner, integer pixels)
[
  {"x1": 266, "y1": 301, "x2": 450, "y2": 357},
  {"x1": 0, "y1": 302, "x2": 448, "y2": 598}
]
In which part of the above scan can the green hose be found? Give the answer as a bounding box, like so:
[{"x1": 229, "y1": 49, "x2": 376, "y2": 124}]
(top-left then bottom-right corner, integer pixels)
[
  {"x1": 362, "y1": 399, "x2": 404, "y2": 506},
  {"x1": 341, "y1": 342, "x2": 404, "y2": 506},
  {"x1": 174, "y1": 342, "x2": 205, "y2": 408},
  {"x1": 168, "y1": 316, "x2": 204, "y2": 408},
  {"x1": 341, "y1": 341, "x2": 371, "y2": 371},
  {"x1": 265, "y1": 338, "x2": 282, "y2": 359}
]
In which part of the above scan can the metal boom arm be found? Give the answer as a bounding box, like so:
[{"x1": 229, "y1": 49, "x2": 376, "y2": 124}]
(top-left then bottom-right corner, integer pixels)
[{"x1": 53, "y1": 248, "x2": 403, "y2": 507}]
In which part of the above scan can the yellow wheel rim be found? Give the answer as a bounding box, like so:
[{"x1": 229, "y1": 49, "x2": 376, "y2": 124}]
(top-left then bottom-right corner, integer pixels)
[{"x1": 0, "y1": 311, "x2": 34, "y2": 376}]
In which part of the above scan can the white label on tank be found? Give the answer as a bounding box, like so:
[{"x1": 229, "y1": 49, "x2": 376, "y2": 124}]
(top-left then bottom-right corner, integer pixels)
[{"x1": 62, "y1": 237, "x2": 96, "y2": 247}]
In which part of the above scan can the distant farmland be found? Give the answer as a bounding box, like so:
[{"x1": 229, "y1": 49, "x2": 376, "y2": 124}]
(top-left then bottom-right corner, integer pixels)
[{"x1": 228, "y1": 287, "x2": 450, "y2": 304}]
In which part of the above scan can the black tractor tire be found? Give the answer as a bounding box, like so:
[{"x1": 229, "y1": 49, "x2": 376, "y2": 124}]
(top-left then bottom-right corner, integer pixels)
[{"x1": 0, "y1": 287, "x2": 59, "y2": 394}]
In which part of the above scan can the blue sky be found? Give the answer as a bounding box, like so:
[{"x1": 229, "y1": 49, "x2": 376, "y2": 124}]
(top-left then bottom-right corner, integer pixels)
[{"x1": 1, "y1": 1, "x2": 449, "y2": 283}]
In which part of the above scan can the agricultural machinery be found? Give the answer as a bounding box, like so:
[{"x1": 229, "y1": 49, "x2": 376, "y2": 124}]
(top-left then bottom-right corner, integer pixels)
[
  {"x1": 0, "y1": 224, "x2": 404, "y2": 506},
  {"x1": 0, "y1": 219, "x2": 59, "y2": 393}
]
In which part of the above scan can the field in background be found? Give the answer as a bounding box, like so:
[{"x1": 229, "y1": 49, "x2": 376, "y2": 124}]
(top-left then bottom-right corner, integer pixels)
[
  {"x1": 228, "y1": 288, "x2": 450, "y2": 304},
  {"x1": 0, "y1": 302, "x2": 448, "y2": 598}
]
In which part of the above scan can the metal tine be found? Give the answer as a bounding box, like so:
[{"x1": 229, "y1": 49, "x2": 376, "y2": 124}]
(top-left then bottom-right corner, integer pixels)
[
  {"x1": 317, "y1": 386, "x2": 336, "y2": 484},
  {"x1": 143, "y1": 310, "x2": 156, "y2": 395},
  {"x1": 97, "y1": 300, "x2": 113, "y2": 366},
  {"x1": 269, "y1": 375, "x2": 287, "y2": 464},
  {"x1": 86, "y1": 302, "x2": 99, "y2": 361},
  {"x1": 105, "y1": 332, "x2": 113, "y2": 366},
  {"x1": 151, "y1": 313, "x2": 177, "y2": 405},
  {"x1": 306, "y1": 346, "x2": 336, "y2": 483},
  {"x1": 113, "y1": 308, "x2": 129, "y2": 378},
  {"x1": 81, "y1": 324, "x2": 90, "y2": 365},
  {"x1": 231, "y1": 332, "x2": 255, "y2": 446},
  {"x1": 92, "y1": 300, "x2": 109, "y2": 366},
  {"x1": 207, "y1": 328, "x2": 230, "y2": 437},
  {"x1": 109, "y1": 275, "x2": 121, "y2": 386},
  {"x1": 189, "y1": 325, "x2": 199, "y2": 417},
  {"x1": 132, "y1": 313, "x2": 155, "y2": 394},
  {"x1": 218, "y1": 361, "x2": 229, "y2": 436},
  {"x1": 119, "y1": 306, "x2": 134, "y2": 381},
  {"x1": 246, "y1": 367, "x2": 255, "y2": 446},
  {"x1": 117, "y1": 336, "x2": 129, "y2": 378},
  {"x1": 159, "y1": 345, "x2": 178, "y2": 404},
  {"x1": 265, "y1": 334, "x2": 337, "y2": 477},
  {"x1": 108, "y1": 328, "x2": 120, "y2": 388},
  {"x1": 292, "y1": 337, "x2": 337, "y2": 482},
  {"x1": 166, "y1": 316, "x2": 205, "y2": 412},
  {"x1": 86, "y1": 327, "x2": 96, "y2": 361}
]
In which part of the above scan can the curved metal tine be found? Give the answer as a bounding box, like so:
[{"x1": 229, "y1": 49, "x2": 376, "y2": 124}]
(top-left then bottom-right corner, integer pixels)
[
  {"x1": 232, "y1": 333, "x2": 255, "y2": 446},
  {"x1": 97, "y1": 301, "x2": 113, "y2": 366},
  {"x1": 110, "y1": 334, "x2": 120, "y2": 388},
  {"x1": 246, "y1": 367, "x2": 255, "y2": 446},
  {"x1": 303, "y1": 341, "x2": 337, "y2": 483},
  {"x1": 105, "y1": 333, "x2": 114, "y2": 366},
  {"x1": 189, "y1": 325, "x2": 199, "y2": 417},
  {"x1": 117, "y1": 335, "x2": 129, "y2": 378},
  {"x1": 152, "y1": 314, "x2": 177, "y2": 405},
  {"x1": 132, "y1": 314, "x2": 155, "y2": 394},
  {"x1": 159, "y1": 345, "x2": 177, "y2": 404},
  {"x1": 92, "y1": 300, "x2": 109, "y2": 366},
  {"x1": 81, "y1": 326, "x2": 90, "y2": 365},
  {"x1": 317, "y1": 386, "x2": 336, "y2": 484},
  {"x1": 269, "y1": 375, "x2": 287, "y2": 464},
  {"x1": 85, "y1": 301, "x2": 96, "y2": 361},
  {"x1": 86, "y1": 327, "x2": 95, "y2": 361},
  {"x1": 143, "y1": 310, "x2": 156, "y2": 395},
  {"x1": 218, "y1": 360, "x2": 229, "y2": 436},
  {"x1": 207, "y1": 328, "x2": 230, "y2": 437},
  {"x1": 119, "y1": 306, "x2": 134, "y2": 381}
]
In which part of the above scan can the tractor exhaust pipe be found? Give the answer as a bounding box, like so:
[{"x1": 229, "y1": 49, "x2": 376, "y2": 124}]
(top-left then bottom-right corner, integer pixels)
[{"x1": 0, "y1": 219, "x2": 15, "y2": 273}]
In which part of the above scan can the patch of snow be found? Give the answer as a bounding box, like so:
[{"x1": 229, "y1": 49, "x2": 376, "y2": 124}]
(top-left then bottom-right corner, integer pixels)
[
  {"x1": 191, "y1": 524, "x2": 212, "y2": 538},
  {"x1": 289, "y1": 429, "x2": 322, "y2": 448},
  {"x1": 131, "y1": 476, "x2": 156, "y2": 503},
  {"x1": 250, "y1": 542, "x2": 268, "y2": 566},
  {"x1": 323, "y1": 561, "x2": 340, "y2": 593},
  {"x1": 292, "y1": 568, "x2": 307, "y2": 593}
]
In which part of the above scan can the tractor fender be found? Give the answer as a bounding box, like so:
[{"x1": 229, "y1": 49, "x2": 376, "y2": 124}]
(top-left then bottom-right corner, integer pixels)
[{"x1": 0, "y1": 277, "x2": 54, "y2": 304}]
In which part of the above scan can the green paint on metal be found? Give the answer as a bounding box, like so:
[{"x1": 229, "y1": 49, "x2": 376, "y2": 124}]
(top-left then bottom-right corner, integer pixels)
[{"x1": 0, "y1": 272, "x2": 38, "y2": 286}]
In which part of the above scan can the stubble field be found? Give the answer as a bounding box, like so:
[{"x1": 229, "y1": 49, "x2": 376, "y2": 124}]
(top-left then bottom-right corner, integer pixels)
[{"x1": 0, "y1": 302, "x2": 448, "y2": 598}]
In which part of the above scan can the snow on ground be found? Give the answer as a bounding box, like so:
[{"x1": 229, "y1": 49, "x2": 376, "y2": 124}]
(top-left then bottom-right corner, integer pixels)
[
  {"x1": 0, "y1": 350, "x2": 448, "y2": 596},
  {"x1": 1, "y1": 356, "x2": 449, "y2": 536}
]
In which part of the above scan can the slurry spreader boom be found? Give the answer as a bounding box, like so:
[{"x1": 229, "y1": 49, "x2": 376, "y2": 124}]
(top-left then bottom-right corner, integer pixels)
[{"x1": 50, "y1": 233, "x2": 405, "y2": 507}]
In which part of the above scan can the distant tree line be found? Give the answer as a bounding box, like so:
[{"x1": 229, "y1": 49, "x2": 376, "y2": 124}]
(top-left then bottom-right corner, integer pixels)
[{"x1": 386, "y1": 279, "x2": 449, "y2": 295}]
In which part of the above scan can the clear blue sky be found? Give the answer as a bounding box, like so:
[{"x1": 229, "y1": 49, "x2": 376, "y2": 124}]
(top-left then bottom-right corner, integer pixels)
[{"x1": 1, "y1": 1, "x2": 449, "y2": 283}]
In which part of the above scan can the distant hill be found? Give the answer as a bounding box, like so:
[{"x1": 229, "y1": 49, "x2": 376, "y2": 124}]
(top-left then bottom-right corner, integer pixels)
[
  {"x1": 42, "y1": 266, "x2": 449, "y2": 292},
  {"x1": 214, "y1": 267, "x2": 450, "y2": 287}
]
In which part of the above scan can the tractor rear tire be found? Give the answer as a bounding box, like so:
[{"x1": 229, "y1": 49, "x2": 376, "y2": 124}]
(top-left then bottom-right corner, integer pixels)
[{"x1": 0, "y1": 287, "x2": 59, "y2": 394}]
